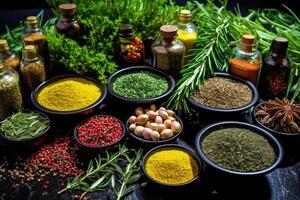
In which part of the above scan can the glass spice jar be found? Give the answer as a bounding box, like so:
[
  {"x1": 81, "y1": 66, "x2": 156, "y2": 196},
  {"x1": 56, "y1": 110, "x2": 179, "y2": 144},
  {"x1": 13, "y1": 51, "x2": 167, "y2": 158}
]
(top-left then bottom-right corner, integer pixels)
[
  {"x1": 177, "y1": 10, "x2": 197, "y2": 57},
  {"x1": 22, "y1": 16, "x2": 47, "y2": 59},
  {"x1": 152, "y1": 25, "x2": 185, "y2": 79},
  {"x1": 229, "y1": 35, "x2": 262, "y2": 84},
  {"x1": 55, "y1": 3, "x2": 82, "y2": 41},
  {"x1": 0, "y1": 39, "x2": 20, "y2": 71},
  {"x1": 258, "y1": 37, "x2": 290, "y2": 100},
  {"x1": 0, "y1": 61, "x2": 23, "y2": 119},
  {"x1": 20, "y1": 45, "x2": 46, "y2": 90},
  {"x1": 115, "y1": 24, "x2": 144, "y2": 68}
]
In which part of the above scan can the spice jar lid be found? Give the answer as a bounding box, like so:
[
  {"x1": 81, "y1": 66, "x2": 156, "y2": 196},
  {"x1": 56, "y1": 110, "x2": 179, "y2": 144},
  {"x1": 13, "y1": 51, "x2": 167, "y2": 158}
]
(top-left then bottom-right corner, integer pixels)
[
  {"x1": 23, "y1": 45, "x2": 37, "y2": 60},
  {"x1": 119, "y1": 24, "x2": 133, "y2": 37},
  {"x1": 0, "y1": 62, "x2": 3, "y2": 72},
  {"x1": 59, "y1": 3, "x2": 77, "y2": 15},
  {"x1": 241, "y1": 35, "x2": 256, "y2": 52},
  {"x1": 160, "y1": 25, "x2": 178, "y2": 39},
  {"x1": 0, "y1": 39, "x2": 9, "y2": 52},
  {"x1": 272, "y1": 37, "x2": 288, "y2": 56},
  {"x1": 26, "y1": 16, "x2": 39, "y2": 28}
]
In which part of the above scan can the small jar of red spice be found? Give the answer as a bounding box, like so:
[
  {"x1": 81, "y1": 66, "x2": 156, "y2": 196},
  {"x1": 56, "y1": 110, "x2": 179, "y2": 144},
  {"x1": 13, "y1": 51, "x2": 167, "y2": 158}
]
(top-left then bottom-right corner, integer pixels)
[{"x1": 76, "y1": 115, "x2": 124, "y2": 148}]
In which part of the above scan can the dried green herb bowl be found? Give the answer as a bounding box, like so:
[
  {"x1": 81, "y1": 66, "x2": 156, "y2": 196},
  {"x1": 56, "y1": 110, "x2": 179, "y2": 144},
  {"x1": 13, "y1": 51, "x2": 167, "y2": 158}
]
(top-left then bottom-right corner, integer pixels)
[
  {"x1": 188, "y1": 73, "x2": 259, "y2": 116},
  {"x1": 0, "y1": 111, "x2": 50, "y2": 147},
  {"x1": 107, "y1": 66, "x2": 175, "y2": 106},
  {"x1": 195, "y1": 121, "x2": 283, "y2": 176}
]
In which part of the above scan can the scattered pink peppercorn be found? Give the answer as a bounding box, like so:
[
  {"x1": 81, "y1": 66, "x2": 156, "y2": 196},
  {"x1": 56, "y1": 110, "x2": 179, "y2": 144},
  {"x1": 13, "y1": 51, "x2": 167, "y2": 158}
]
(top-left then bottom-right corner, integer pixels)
[{"x1": 77, "y1": 116, "x2": 124, "y2": 147}]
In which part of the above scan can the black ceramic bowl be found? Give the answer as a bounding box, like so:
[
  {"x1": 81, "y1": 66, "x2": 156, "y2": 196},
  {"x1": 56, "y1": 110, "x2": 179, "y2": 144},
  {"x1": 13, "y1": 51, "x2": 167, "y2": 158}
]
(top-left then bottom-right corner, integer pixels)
[
  {"x1": 253, "y1": 102, "x2": 300, "y2": 137},
  {"x1": 142, "y1": 144, "x2": 202, "y2": 187},
  {"x1": 188, "y1": 73, "x2": 259, "y2": 114},
  {"x1": 195, "y1": 121, "x2": 283, "y2": 176},
  {"x1": 31, "y1": 74, "x2": 107, "y2": 116},
  {"x1": 0, "y1": 111, "x2": 50, "y2": 146},
  {"x1": 74, "y1": 115, "x2": 125, "y2": 150},
  {"x1": 126, "y1": 114, "x2": 183, "y2": 146},
  {"x1": 107, "y1": 66, "x2": 175, "y2": 104}
]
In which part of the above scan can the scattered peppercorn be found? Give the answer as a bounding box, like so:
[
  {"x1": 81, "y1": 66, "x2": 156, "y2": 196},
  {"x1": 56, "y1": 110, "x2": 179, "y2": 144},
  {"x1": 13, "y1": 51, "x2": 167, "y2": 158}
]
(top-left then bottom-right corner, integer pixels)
[{"x1": 77, "y1": 116, "x2": 123, "y2": 147}]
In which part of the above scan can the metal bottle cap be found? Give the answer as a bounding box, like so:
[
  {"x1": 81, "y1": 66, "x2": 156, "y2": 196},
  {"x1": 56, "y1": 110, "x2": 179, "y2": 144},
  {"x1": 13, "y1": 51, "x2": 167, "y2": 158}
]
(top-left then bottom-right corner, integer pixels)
[
  {"x1": 26, "y1": 16, "x2": 39, "y2": 28},
  {"x1": 179, "y1": 10, "x2": 192, "y2": 23},
  {"x1": 0, "y1": 39, "x2": 10, "y2": 52},
  {"x1": 23, "y1": 45, "x2": 38, "y2": 60}
]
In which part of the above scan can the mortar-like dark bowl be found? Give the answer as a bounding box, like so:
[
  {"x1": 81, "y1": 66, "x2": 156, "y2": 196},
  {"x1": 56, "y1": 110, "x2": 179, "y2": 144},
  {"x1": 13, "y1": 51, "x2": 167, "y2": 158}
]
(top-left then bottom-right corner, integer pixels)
[
  {"x1": 107, "y1": 66, "x2": 175, "y2": 105},
  {"x1": 188, "y1": 73, "x2": 259, "y2": 115},
  {"x1": 195, "y1": 121, "x2": 283, "y2": 176},
  {"x1": 31, "y1": 74, "x2": 107, "y2": 117},
  {"x1": 142, "y1": 144, "x2": 202, "y2": 187},
  {"x1": 0, "y1": 111, "x2": 50, "y2": 147}
]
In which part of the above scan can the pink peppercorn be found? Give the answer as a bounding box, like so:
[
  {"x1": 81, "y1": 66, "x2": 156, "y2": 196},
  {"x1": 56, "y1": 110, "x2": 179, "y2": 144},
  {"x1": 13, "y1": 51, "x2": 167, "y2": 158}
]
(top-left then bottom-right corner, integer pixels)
[{"x1": 77, "y1": 116, "x2": 124, "y2": 147}]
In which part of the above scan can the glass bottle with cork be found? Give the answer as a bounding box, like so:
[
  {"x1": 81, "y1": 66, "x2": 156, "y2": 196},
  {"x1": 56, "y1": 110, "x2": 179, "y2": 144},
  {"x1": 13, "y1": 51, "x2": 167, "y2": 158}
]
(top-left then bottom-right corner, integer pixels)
[
  {"x1": 55, "y1": 3, "x2": 82, "y2": 41},
  {"x1": 177, "y1": 10, "x2": 197, "y2": 57},
  {"x1": 258, "y1": 37, "x2": 290, "y2": 100},
  {"x1": 0, "y1": 60, "x2": 23, "y2": 119},
  {"x1": 0, "y1": 39, "x2": 20, "y2": 71},
  {"x1": 229, "y1": 35, "x2": 262, "y2": 84},
  {"x1": 152, "y1": 25, "x2": 185, "y2": 79},
  {"x1": 115, "y1": 24, "x2": 144, "y2": 68},
  {"x1": 20, "y1": 45, "x2": 46, "y2": 91},
  {"x1": 22, "y1": 16, "x2": 47, "y2": 59}
]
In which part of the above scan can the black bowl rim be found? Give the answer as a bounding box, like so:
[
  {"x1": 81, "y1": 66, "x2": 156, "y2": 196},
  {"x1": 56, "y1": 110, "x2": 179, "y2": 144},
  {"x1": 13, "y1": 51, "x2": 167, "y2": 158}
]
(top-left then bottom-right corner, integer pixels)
[
  {"x1": 253, "y1": 102, "x2": 300, "y2": 136},
  {"x1": 195, "y1": 121, "x2": 283, "y2": 176},
  {"x1": 0, "y1": 111, "x2": 50, "y2": 143},
  {"x1": 31, "y1": 74, "x2": 107, "y2": 115},
  {"x1": 107, "y1": 66, "x2": 175, "y2": 103},
  {"x1": 126, "y1": 114, "x2": 183, "y2": 144},
  {"x1": 188, "y1": 72, "x2": 259, "y2": 113},
  {"x1": 142, "y1": 144, "x2": 202, "y2": 187},
  {"x1": 74, "y1": 115, "x2": 126, "y2": 149}
]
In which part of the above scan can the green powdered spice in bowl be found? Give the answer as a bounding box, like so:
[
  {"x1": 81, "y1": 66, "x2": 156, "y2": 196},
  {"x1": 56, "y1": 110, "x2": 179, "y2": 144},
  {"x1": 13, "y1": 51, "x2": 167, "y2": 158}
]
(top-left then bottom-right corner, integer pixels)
[
  {"x1": 112, "y1": 71, "x2": 168, "y2": 99},
  {"x1": 195, "y1": 121, "x2": 283, "y2": 176},
  {"x1": 107, "y1": 66, "x2": 175, "y2": 104}
]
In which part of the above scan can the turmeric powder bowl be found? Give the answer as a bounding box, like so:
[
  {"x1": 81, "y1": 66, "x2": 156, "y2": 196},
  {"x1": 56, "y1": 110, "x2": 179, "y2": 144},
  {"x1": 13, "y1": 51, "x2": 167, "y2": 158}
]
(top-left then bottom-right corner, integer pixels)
[
  {"x1": 142, "y1": 144, "x2": 201, "y2": 187},
  {"x1": 31, "y1": 75, "x2": 107, "y2": 116}
]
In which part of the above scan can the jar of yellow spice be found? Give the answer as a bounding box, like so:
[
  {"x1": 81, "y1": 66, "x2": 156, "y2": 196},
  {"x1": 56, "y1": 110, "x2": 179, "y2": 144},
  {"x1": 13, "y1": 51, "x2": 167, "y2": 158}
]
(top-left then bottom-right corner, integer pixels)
[
  {"x1": 177, "y1": 10, "x2": 197, "y2": 58},
  {"x1": 143, "y1": 144, "x2": 201, "y2": 186}
]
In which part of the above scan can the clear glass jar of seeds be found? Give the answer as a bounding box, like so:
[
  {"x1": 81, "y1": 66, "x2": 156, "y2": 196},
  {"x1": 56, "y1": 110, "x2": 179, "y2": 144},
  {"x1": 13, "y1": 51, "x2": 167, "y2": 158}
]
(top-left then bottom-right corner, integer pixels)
[
  {"x1": 0, "y1": 61, "x2": 23, "y2": 119},
  {"x1": 20, "y1": 45, "x2": 46, "y2": 91},
  {"x1": 0, "y1": 39, "x2": 20, "y2": 71}
]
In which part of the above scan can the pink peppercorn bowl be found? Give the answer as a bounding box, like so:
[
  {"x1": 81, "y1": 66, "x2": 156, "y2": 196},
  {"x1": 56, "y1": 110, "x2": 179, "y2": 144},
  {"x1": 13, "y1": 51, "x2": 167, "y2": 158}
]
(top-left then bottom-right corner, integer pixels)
[{"x1": 73, "y1": 115, "x2": 126, "y2": 150}]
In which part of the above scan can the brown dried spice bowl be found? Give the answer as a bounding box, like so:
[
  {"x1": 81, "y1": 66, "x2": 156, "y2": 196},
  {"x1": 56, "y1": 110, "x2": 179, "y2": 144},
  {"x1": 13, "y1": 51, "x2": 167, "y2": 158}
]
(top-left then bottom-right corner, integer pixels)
[{"x1": 188, "y1": 73, "x2": 259, "y2": 115}]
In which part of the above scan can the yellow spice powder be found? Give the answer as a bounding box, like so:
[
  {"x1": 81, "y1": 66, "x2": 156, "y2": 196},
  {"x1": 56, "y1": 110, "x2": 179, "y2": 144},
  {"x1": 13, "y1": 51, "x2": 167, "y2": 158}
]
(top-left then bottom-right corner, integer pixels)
[
  {"x1": 37, "y1": 78, "x2": 101, "y2": 112},
  {"x1": 145, "y1": 149, "x2": 199, "y2": 185}
]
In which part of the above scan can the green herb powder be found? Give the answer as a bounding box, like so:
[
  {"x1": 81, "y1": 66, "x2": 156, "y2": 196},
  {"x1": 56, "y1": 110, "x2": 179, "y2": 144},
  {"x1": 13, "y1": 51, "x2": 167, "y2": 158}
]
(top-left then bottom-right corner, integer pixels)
[
  {"x1": 112, "y1": 71, "x2": 168, "y2": 99},
  {"x1": 0, "y1": 111, "x2": 49, "y2": 141},
  {"x1": 202, "y1": 128, "x2": 276, "y2": 172}
]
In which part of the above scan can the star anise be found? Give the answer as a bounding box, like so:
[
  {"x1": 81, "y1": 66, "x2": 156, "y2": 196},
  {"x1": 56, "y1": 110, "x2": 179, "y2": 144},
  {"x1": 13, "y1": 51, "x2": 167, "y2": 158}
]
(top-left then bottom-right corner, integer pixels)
[{"x1": 255, "y1": 98, "x2": 300, "y2": 133}]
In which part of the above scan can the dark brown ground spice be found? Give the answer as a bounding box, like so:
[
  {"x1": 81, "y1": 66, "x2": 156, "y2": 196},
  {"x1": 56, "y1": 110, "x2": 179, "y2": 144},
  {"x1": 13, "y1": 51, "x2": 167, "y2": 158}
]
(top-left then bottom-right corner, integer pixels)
[{"x1": 191, "y1": 77, "x2": 253, "y2": 109}]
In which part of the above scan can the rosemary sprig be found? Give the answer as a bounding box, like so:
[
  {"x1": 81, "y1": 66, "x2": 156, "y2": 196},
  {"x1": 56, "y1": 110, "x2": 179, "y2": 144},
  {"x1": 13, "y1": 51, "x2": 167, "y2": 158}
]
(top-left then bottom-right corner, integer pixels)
[
  {"x1": 166, "y1": 1, "x2": 244, "y2": 113},
  {"x1": 58, "y1": 144, "x2": 129, "y2": 195},
  {"x1": 112, "y1": 149, "x2": 143, "y2": 200}
]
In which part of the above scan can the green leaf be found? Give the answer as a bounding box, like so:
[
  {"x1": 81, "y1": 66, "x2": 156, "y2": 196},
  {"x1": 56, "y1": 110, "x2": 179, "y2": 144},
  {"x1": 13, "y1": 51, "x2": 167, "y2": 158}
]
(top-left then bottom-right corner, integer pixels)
[{"x1": 89, "y1": 176, "x2": 106, "y2": 190}]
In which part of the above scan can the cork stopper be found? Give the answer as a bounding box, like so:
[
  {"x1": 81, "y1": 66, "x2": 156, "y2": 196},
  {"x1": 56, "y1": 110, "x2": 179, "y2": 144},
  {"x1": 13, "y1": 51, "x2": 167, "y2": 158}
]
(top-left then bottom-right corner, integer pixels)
[
  {"x1": 59, "y1": 3, "x2": 77, "y2": 15},
  {"x1": 241, "y1": 35, "x2": 256, "y2": 52},
  {"x1": 119, "y1": 24, "x2": 133, "y2": 37},
  {"x1": 0, "y1": 39, "x2": 10, "y2": 52},
  {"x1": 160, "y1": 25, "x2": 178, "y2": 39},
  {"x1": 26, "y1": 16, "x2": 39, "y2": 28},
  {"x1": 272, "y1": 37, "x2": 288, "y2": 57},
  {"x1": 23, "y1": 45, "x2": 38, "y2": 60},
  {"x1": 179, "y1": 10, "x2": 192, "y2": 23}
]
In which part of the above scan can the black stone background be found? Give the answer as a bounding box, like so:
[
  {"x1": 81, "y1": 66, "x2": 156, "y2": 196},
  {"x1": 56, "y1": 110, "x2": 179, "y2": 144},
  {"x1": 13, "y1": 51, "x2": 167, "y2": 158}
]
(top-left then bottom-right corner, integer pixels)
[{"x1": 0, "y1": 1, "x2": 300, "y2": 200}]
